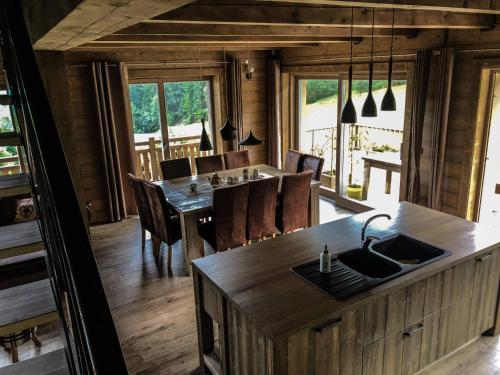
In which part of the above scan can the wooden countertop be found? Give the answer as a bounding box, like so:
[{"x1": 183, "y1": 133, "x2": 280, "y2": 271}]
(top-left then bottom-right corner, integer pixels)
[{"x1": 192, "y1": 202, "x2": 500, "y2": 339}]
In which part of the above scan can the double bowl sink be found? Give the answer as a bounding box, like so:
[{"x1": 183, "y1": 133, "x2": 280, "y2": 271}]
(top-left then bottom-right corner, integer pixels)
[{"x1": 292, "y1": 234, "x2": 451, "y2": 300}]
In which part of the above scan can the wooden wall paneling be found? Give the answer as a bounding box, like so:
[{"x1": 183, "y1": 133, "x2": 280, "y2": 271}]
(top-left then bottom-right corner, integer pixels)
[{"x1": 36, "y1": 51, "x2": 86, "y2": 220}]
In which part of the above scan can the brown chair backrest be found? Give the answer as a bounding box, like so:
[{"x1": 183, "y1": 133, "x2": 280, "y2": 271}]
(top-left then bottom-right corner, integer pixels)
[
  {"x1": 223, "y1": 150, "x2": 250, "y2": 170},
  {"x1": 160, "y1": 157, "x2": 192, "y2": 180},
  {"x1": 127, "y1": 173, "x2": 155, "y2": 233},
  {"x1": 277, "y1": 170, "x2": 313, "y2": 233},
  {"x1": 247, "y1": 176, "x2": 279, "y2": 241},
  {"x1": 213, "y1": 183, "x2": 249, "y2": 250},
  {"x1": 195, "y1": 154, "x2": 224, "y2": 174},
  {"x1": 284, "y1": 149, "x2": 303, "y2": 174},
  {"x1": 300, "y1": 154, "x2": 324, "y2": 181},
  {"x1": 142, "y1": 180, "x2": 177, "y2": 245}
]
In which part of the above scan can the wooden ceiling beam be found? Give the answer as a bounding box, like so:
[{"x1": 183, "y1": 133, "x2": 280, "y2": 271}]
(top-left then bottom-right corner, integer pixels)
[
  {"x1": 150, "y1": 4, "x2": 494, "y2": 29},
  {"x1": 261, "y1": 0, "x2": 500, "y2": 15},
  {"x1": 31, "y1": 0, "x2": 197, "y2": 51},
  {"x1": 114, "y1": 22, "x2": 418, "y2": 37},
  {"x1": 75, "y1": 43, "x2": 321, "y2": 50},
  {"x1": 93, "y1": 35, "x2": 363, "y2": 43}
]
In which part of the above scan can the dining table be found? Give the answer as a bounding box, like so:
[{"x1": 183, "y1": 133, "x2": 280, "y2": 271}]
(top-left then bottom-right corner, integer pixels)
[{"x1": 154, "y1": 164, "x2": 321, "y2": 275}]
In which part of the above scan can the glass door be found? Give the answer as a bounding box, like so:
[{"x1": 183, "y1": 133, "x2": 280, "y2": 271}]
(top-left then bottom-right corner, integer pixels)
[
  {"x1": 338, "y1": 79, "x2": 407, "y2": 208},
  {"x1": 297, "y1": 78, "x2": 339, "y2": 192},
  {"x1": 163, "y1": 80, "x2": 213, "y2": 159},
  {"x1": 479, "y1": 72, "x2": 500, "y2": 226}
]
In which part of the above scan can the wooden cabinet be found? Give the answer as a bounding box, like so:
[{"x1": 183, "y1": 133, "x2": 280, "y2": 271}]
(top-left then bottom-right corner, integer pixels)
[
  {"x1": 194, "y1": 248, "x2": 500, "y2": 375},
  {"x1": 286, "y1": 251, "x2": 499, "y2": 375}
]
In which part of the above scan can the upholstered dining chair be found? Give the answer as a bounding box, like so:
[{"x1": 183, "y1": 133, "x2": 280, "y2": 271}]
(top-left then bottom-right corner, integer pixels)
[
  {"x1": 198, "y1": 183, "x2": 249, "y2": 252},
  {"x1": 276, "y1": 170, "x2": 313, "y2": 234},
  {"x1": 247, "y1": 176, "x2": 280, "y2": 242},
  {"x1": 160, "y1": 157, "x2": 192, "y2": 180},
  {"x1": 284, "y1": 149, "x2": 303, "y2": 174},
  {"x1": 127, "y1": 173, "x2": 155, "y2": 252},
  {"x1": 223, "y1": 150, "x2": 250, "y2": 170},
  {"x1": 300, "y1": 154, "x2": 324, "y2": 181},
  {"x1": 142, "y1": 180, "x2": 182, "y2": 268},
  {"x1": 195, "y1": 154, "x2": 224, "y2": 175}
]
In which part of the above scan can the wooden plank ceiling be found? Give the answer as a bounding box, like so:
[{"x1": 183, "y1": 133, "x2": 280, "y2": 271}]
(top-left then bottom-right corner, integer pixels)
[{"x1": 31, "y1": 0, "x2": 497, "y2": 51}]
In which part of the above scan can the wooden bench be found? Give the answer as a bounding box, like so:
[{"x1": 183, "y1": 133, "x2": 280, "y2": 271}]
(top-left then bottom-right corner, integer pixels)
[
  {"x1": 0, "y1": 173, "x2": 30, "y2": 198},
  {"x1": 0, "y1": 279, "x2": 58, "y2": 363},
  {"x1": 0, "y1": 348, "x2": 68, "y2": 374},
  {"x1": 0, "y1": 221, "x2": 44, "y2": 260}
]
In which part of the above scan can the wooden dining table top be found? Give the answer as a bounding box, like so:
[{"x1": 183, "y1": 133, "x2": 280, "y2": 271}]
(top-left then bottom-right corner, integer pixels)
[{"x1": 154, "y1": 164, "x2": 321, "y2": 215}]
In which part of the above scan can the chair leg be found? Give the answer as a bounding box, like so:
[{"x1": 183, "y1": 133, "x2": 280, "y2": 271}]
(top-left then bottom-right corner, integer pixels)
[
  {"x1": 141, "y1": 228, "x2": 146, "y2": 252},
  {"x1": 167, "y1": 245, "x2": 173, "y2": 269},
  {"x1": 31, "y1": 327, "x2": 41, "y2": 346},
  {"x1": 10, "y1": 345, "x2": 18, "y2": 363},
  {"x1": 152, "y1": 236, "x2": 161, "y2": 260}
]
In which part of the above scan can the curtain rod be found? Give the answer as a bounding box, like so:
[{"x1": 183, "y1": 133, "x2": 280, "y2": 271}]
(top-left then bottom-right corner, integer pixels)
[
  {"x1": 68, "y1": 61, "x2": 232, "y2": 68},
  {"x1": 283, "y1": 52, "x2": 415, "y2": 64}
]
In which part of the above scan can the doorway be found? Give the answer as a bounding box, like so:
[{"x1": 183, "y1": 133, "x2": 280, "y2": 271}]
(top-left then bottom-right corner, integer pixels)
[
  {"x1": 295, "y1": 75, "x2": 408, "y2": 211},
  {"x1": 476, "y1": 71, "x2": 500, "y2": 225}
]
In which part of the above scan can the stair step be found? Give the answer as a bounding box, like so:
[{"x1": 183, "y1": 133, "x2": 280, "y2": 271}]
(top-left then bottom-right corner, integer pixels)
[
  {"x1": 0, "y1": 279, "x2": 58, "y2": 336},
  {"x1": 0, "y1": 173, "x2": 30, "y2": 198},
  {"x1": 0, "y1": 132, "x2": 21, "y2": 147},
  {"x1": 0, "y1": 221, "x2": 43, "y2": 261},
  {"x1": 0, "y1": 349, "x2": 68, "y2": 375},
  {"x1": 0, "y1": 251, "x2": 47, "y2": 290}
]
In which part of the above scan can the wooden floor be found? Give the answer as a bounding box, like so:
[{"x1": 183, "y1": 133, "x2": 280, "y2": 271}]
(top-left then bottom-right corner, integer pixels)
[{"x1": 2, "y1": 198, "x2": 499, "y2": 374}]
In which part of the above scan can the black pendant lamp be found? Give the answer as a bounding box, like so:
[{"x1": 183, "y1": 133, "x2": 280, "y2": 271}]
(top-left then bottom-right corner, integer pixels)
[
  {"x1": 381, "y1": 8, "x2": 397, "y2": 111},
  {"x1": 341, "y1": 7, "x2": 357, "y2": 124},
  {"x1": 197, "y1": 43, "x2": 213, "y2": 151},
  {"x1": 220, "y1": 49, "x2": 237, "y2": 140},
  {"x1": 239, "y1": 130, "x2": 263, "y2": 146},
  {"x1": 361, "y1": 8, "x2": 377, "y2": 118},
  {"x1": 199, "y1": 118, "x2": 213, "y2": 151}
]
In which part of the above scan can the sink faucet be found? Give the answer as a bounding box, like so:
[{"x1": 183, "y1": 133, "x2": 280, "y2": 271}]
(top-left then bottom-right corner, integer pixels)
[{"x1": 361, "y1": 214, "x2": 392, "y2": 250}]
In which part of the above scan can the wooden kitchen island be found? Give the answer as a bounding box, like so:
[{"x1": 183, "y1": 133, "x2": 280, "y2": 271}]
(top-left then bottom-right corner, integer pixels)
[{"x1": 192, "y1": 202, "x2": 500, "y2": 375}]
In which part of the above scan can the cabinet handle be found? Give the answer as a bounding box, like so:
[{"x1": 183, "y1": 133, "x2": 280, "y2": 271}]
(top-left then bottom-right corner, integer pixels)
[
  {"x1": 404, "y1": 323, "x2": 424, "y2": 337},
  {"x1": 314, "y1": 318, "x2": 342, "y2": 333},
  {"x1": 476, "y1": 252, "x2": 492, "y2": 262}
]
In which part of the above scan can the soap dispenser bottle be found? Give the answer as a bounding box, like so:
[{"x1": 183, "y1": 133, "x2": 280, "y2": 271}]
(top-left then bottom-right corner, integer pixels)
[{"x1": 320, "y1": 245, "x2": 331, "y2": 273}]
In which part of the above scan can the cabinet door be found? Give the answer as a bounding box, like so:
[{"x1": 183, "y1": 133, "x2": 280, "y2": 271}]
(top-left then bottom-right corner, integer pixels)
[
  {"x1": 418, "y1": 311, "x2": 441, "y2": 370},
  {"x1": 401, "y1": 320, "x2": 424, "y2": 375},
  {"x1": 468, "y1": 250, "x2": 500, "y2": 339},
  {"x1": 437, "y1": 295, "x2": 472, "y2": 358},
  {"x1": 287, "y1": 317, "x2": 342, "y2": 375}
]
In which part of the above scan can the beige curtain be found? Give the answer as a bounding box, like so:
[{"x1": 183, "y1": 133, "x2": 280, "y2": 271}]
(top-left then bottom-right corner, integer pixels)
[
  {"x1": 91, "y1": 62, "x2": 134, "y2": 222},
  {"x1": 427, "y1": 47, "x2": 454, "y2": 210},
  {"x1": 406, "y1": 50, "x2": 431, "y2": 203},
  {"x1": 229, "y1": 58, "x2": 243, "y2": 150},
  {"x1": 267, "y1": 54, "x2": 282, "y2": 168}
]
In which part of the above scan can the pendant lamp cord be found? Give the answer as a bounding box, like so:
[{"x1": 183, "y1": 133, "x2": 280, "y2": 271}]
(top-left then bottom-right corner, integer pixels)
[
  {"x1": 350, "y1": 7, "x2": 353, "y2": 64},
  {"x1": 390, "y1": 8, "x2": 395, "y2": 57},
  {"x1": 198, "y1": 42, "x2": 205, "y2": 120},
  {"x1": 370, "y1": 8, "x2": 375, "y2": 63}
]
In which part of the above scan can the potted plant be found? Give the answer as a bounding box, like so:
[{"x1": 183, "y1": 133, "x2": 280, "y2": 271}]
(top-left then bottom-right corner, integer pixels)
[{"x1": 346, "y1": 131, "x2": 367, "y2": 200}]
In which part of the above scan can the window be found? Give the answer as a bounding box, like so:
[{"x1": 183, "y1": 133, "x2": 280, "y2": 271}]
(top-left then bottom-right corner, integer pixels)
[
  {"x1": 297, "y1": 79, "x2": 339, "y2": 191},
  {"x1": 128, "y1": 79, "x2": 215, "y2": 180},
  {"x1": 163, "y1": 80, "x2": 213, "y2": 144},
  {"x1": 0, "y1": 89, "x2": 21, "y2": 175},
  {"x1": 129, "y1": 83, "x2": 161, "y2": 143},
  {"x1": 296, "y1": 76, "x2": 407, "y2": 209}
]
